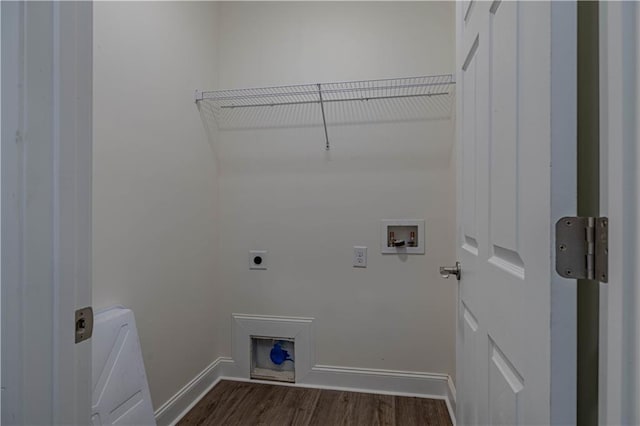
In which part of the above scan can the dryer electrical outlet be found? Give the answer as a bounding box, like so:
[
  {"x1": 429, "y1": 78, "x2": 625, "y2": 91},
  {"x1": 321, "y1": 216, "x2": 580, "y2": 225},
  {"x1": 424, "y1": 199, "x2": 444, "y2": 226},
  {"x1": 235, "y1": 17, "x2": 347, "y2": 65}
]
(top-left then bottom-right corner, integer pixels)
[{"x1": 249, "y1": 250, "x2": 268, "y2": 270}]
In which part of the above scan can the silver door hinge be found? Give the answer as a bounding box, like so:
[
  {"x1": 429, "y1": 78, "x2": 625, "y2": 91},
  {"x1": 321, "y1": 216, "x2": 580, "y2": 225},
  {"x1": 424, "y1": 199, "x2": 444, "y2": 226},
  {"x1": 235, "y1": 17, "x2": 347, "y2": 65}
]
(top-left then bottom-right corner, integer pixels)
[
  {"x1": 75, "y1": 306, "x2": 94, "y2": 344},
  {"x1": 556, "y1": 217, "x2": 608, "y2": 282}
]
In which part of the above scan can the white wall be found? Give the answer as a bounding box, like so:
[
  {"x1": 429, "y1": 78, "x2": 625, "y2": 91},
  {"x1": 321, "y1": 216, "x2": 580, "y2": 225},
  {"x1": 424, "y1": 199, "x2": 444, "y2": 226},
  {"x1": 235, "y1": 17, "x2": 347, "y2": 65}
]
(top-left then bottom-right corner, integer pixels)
[
  {"x1": 93, "y1": 1, "x2": 457, "y2": 411},
  {"x1": 92, "y1": 2, "x2": 220, "y2": 409},
  {"x1": 215, "y1": 2, "x2": 456, "y2": 377}
]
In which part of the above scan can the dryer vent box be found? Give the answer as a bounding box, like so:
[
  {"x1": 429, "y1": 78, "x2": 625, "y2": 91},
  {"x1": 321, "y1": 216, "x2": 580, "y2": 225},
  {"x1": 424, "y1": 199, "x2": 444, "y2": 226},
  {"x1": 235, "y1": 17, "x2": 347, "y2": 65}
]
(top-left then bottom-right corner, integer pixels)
[{"x1": 250, "y1": 336, "x2": 295, "y2": 383}]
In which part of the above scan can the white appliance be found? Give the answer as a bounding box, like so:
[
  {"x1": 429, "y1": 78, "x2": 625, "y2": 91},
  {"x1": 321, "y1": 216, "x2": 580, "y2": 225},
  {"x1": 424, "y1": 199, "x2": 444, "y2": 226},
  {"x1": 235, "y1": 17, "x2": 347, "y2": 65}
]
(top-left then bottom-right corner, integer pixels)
[{"x1": 92, "y1": 306, "x2": 156, "y2": 425}]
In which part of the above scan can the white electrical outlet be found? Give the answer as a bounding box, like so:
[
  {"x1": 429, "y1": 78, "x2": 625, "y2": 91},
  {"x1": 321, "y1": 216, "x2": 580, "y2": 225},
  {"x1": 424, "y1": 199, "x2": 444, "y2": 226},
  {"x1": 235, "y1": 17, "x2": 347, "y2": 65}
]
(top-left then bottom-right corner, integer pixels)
[{"x1": 353, "y1": 246, "x2": 367, "y2": 268}]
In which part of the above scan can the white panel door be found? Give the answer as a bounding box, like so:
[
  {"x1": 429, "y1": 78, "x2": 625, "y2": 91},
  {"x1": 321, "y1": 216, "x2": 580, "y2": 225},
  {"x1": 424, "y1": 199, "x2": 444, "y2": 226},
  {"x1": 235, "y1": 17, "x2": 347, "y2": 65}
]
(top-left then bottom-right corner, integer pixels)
[{"x1": 455, "y1": 2, "x2": 577, "y2": 424}]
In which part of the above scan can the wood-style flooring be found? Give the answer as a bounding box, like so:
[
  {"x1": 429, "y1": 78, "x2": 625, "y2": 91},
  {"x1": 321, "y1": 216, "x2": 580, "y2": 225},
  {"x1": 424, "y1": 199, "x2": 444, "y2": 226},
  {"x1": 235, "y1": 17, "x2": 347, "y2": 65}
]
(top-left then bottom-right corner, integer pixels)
[{"x1": 178, "y1": 380, "x2": 452, "y2": 426}]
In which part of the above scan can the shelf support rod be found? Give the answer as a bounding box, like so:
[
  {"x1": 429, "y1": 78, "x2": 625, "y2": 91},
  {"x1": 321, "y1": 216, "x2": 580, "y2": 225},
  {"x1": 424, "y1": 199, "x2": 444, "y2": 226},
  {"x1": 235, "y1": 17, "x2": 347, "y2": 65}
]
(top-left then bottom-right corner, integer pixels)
[{"x1": 317, "y1": 83, "x2": 330, "y2": 151}]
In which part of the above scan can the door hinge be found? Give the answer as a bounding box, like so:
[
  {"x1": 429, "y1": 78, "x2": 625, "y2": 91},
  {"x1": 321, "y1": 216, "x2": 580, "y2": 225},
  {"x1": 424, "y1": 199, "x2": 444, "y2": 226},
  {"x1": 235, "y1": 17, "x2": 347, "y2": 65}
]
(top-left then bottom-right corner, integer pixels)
[
  {"x1": 555, "y1": 216, "x2": 608, "y2": 282},
  {"x1": 75, "y1": 306, "x2": 94, "y2": 344}
]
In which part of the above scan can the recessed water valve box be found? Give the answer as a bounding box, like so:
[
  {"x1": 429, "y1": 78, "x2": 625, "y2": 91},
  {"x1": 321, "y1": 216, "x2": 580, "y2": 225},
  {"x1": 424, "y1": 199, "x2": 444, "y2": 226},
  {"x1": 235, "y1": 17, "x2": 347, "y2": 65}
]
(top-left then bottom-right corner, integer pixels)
[
  {"x1": 381, "y1": 220, "x2": 425, "y2": 254},
  {"x1": 250, "y1": 336, "x2": 295, "y2": 383}
]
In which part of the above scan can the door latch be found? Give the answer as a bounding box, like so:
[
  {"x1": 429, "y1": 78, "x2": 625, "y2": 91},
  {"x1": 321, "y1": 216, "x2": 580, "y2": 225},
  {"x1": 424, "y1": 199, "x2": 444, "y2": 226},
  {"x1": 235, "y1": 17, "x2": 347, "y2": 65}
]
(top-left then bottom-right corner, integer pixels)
[
  {"x1": 75, "y1": 306, "x2": 94, "y2": 344},
  {"x1": 440, "y1": 262, "x2": 462, "y2": 280},
  {"x1": 555, "y1": 216, "x2": 608, "y2": 282}
]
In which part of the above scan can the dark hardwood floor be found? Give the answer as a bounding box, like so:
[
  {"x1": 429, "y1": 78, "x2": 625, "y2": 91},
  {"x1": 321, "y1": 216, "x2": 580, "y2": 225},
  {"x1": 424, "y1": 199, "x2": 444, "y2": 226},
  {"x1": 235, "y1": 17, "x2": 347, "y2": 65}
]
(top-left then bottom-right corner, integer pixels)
[{"x1": 178, "y1": 380, "x2": 452, "y2": 426}]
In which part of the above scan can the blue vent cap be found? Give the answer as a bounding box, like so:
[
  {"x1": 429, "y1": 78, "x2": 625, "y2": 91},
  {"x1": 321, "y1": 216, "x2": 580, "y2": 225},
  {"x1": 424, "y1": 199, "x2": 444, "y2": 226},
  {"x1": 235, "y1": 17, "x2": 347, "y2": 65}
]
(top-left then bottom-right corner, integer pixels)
[{"x1": 270, "y1": 342, "x2": 294, "y2": 365}]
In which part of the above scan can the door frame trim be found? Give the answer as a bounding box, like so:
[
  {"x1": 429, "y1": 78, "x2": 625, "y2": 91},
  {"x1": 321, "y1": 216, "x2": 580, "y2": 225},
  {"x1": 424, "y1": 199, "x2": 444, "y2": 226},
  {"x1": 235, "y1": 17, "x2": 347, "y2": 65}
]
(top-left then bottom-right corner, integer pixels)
[
  {"x1": 1, "y1": 2, "x2": 92, "y2": 424},
  {"x1": 599, "y1": 2, "x2": 640, "y2": 424}
]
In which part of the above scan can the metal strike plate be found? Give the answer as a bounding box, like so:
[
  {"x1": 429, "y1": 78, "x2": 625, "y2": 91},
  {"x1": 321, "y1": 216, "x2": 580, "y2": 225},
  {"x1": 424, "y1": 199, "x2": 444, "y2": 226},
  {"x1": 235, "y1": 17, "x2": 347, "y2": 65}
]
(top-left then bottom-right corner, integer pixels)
[
  {"x1": 555, "y1": 216, "x2": 608, "y2": 282},
  {"x1": 75, "y1": 306, "x2": 94, "y2": 344}
]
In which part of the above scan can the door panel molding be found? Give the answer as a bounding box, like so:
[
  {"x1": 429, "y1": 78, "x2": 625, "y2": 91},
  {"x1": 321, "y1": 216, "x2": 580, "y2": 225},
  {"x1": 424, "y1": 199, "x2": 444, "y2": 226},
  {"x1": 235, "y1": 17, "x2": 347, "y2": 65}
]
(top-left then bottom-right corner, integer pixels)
[
  {"x1": 488, "y1": 0, "x2": 522, "y2": 275},
  {"x1": 488, "y1": 337, "x2": 524, "y2": 425},
  {"x1": 461, "y1": 34, "x2": 480, "y2": 255}
]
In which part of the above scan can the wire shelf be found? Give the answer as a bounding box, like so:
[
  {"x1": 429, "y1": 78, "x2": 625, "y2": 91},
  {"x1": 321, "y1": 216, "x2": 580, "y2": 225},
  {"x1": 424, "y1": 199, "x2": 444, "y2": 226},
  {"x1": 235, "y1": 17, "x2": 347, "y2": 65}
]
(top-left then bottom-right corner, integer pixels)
[{"x1": 196, "y1": 74, "x2": 455, "y2": 149}]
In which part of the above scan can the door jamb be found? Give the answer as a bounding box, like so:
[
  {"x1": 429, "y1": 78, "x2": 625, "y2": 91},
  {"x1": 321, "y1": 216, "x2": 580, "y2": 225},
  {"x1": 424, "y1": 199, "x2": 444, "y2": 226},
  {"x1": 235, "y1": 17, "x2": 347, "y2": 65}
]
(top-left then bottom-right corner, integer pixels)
[
  {"x1": 598, "y1": 2, "x2": 640, "y2": 424},
  {"x1": 1, "y1": 2, "x2": 93, "y2": 424}
]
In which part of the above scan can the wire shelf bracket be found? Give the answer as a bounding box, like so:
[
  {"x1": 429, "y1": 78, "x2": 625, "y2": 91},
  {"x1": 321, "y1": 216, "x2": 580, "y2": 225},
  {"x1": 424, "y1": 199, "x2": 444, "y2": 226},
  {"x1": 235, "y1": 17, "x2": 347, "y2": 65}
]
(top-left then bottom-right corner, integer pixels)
[
  {"x1": 317, "y1": 83, "x2": 330, "y2": 151},
  {"x1": 195, "y1": 74, "x2": 455, "y2": 150}
]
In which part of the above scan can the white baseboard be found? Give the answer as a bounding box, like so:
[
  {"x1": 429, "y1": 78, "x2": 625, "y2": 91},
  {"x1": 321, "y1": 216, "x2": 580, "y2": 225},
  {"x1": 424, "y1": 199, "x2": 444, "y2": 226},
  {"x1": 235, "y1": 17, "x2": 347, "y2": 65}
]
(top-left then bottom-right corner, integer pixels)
[
  {"x1": 154, "y1": 358, "x2": 456, "y2": 426},
  {"x1": 154, "y1": 357, "x2": 236, "y2": 426},
  {"x1": 446, "y1": 375, "x2": 457, "y2": 424}
]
